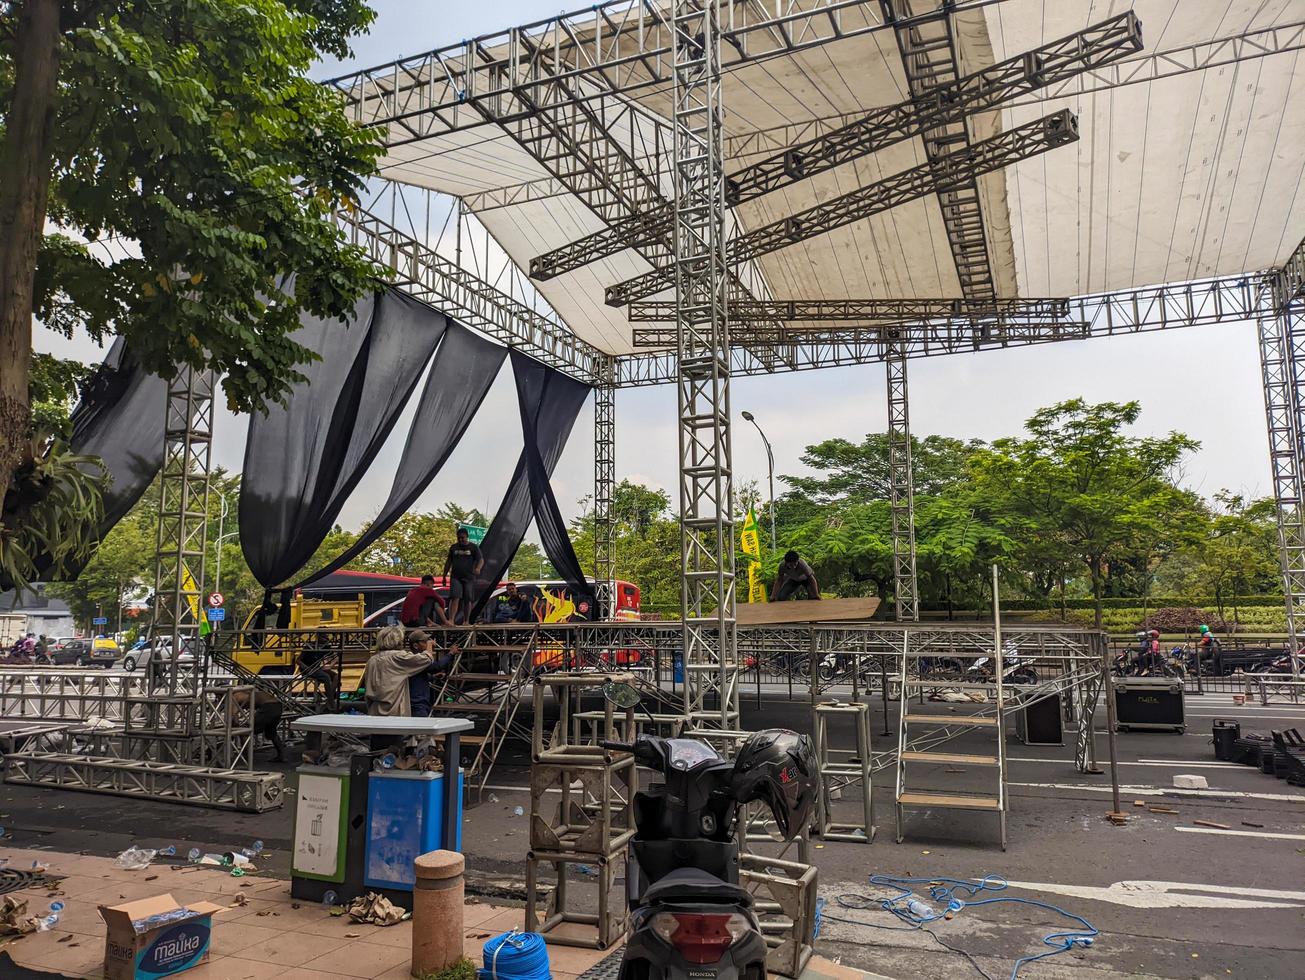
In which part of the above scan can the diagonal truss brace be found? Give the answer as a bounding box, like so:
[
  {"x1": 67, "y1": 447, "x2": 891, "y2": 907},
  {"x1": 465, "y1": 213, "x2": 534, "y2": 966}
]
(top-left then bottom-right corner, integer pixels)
[
  {"x1": 529, "y1": 14, "x2": 1138, "y2": 280},
  {"x1": 606, "y1": 109, "x2": 1080, "y2": 306}
]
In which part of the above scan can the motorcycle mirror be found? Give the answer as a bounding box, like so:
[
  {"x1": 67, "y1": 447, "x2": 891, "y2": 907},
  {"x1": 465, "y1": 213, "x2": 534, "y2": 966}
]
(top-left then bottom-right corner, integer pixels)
[{"x1": 602, "y1": 682, "x2": 641, "y2": 709}]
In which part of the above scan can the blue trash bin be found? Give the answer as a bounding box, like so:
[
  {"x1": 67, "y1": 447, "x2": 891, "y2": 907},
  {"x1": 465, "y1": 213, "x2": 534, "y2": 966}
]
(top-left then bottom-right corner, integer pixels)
[
  {"x1": 673, "y1": 652, "x2": 683, "y2": 684},
  {"x1": 364, "y1": 769, "x2": 464, "y2": 890}
]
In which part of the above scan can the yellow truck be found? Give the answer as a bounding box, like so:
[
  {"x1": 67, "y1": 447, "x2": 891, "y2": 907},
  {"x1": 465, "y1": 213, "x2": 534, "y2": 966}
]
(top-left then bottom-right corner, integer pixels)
[{"x1": 229, "y1": 594, "x2": 370, "y2": 689}]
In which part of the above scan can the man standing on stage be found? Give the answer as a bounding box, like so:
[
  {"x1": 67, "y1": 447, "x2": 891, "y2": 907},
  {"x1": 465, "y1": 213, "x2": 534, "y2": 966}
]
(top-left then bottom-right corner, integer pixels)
[{"x1": 443, "y1": 527, "x2": 484, "y2": 625}]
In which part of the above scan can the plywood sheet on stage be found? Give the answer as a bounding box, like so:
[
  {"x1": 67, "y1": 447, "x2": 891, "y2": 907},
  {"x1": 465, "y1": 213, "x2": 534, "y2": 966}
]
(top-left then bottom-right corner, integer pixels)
[{"x1": 732, "y1": 597, "x2": 881, "y2": 626}]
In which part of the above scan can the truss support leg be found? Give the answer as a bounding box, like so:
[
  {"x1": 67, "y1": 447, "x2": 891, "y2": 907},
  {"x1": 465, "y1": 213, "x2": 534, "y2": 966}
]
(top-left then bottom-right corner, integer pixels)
[
  {"x1": 152, "y1": 367, "x2": 214, "y2": 696},
  {"x1": 1259, "y1": 282, "x2": 1305, "y2": 681},
  {"x1": 594, "y1": 366, "x2": 616, "y2": 618},
  {"x1": 887, "y1": 347, "x2": 919, "y2": 622},
  {"x1": 671, "y1": 0, "x2": 737, "y2": 731}
]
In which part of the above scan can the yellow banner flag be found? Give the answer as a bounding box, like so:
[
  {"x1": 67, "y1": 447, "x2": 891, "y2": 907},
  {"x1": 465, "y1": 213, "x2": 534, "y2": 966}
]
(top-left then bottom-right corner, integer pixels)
[
  {"x1": 740, "y1": 508, "x2": 761, "y2": 561},
  {"x1": 180, "y1": 564, "x2": 211, "y2": 636},
  {"x1": 747, "y1": 562, "x2": 768, "y2": 604}
]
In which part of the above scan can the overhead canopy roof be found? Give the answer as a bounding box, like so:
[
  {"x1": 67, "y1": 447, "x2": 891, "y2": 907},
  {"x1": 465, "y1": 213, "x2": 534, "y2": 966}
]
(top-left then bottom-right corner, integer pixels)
[{"x1": 347, "y1": 0, "x2": 1305, "y2": 357}]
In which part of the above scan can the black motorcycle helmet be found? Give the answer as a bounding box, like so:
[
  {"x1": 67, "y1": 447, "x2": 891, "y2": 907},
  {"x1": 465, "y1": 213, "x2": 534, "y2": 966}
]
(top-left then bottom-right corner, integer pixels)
[{"x1": 731, "y1": 728, "x2": 819, "y2": 841}]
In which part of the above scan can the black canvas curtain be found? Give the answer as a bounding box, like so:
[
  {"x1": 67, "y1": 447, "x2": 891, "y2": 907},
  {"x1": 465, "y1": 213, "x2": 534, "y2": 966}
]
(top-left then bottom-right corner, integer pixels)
[
  {"x1": 69, "y1": 338, "x2": 169, "y2": 534},
  {"x1": 471, "y1": 350, "x2": 591, "y2": 621},
  {"x1": 297, "y1": 322, "x2": 507, "y2": 586},
  {"x1": 239, "y1": 289, "x2": 447, "y2": 591}
]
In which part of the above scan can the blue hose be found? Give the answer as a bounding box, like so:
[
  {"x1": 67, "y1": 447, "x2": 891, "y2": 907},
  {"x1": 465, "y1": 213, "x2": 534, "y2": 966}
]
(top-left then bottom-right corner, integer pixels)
[
  {"x1": 479, "y1": 929, "x2": 551, "y2": 980},
  {"x1": 865, "y1": 874, "x2": 1097, "y2": 980}
]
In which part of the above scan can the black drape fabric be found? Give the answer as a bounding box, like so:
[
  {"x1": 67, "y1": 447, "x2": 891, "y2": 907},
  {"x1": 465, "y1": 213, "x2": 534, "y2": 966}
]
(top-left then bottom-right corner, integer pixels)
[
  {"x1": 69, "y1": 338, "x2": 169, "y2": 534},
  {"x1": 297, "y1": 321, "x2": 507, "y2": 586},
  {"x1": 239, "y1": 289, "x2": 447, "y2": 589},
  {"x1": 470, "y1": 351, "x2": 591, "y2": 621}
]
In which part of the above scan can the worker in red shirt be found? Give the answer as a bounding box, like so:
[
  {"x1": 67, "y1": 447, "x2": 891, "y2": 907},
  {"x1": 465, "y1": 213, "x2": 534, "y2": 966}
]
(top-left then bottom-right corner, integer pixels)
[{"x1": 400, "y1": 575, "x2": 449, "y2": 628}]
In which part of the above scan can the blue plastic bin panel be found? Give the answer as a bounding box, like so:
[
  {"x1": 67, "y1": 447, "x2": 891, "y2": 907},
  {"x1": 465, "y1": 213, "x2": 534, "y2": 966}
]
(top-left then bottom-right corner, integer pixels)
[{"x1": 364, "y1": 769, "x2": 464, "y2": 889}]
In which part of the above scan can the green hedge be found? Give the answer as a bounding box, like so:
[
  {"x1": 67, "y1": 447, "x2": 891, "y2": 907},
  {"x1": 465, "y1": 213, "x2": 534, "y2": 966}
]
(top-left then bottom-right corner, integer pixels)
[{"x1": 991, "y1": 595, "x2": 1285, "y2": 612}]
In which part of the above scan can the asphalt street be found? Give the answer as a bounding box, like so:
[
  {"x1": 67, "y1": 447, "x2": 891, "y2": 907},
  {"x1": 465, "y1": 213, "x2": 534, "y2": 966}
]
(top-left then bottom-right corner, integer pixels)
[{"x1": 1, "y1": 688, "x2": 1302, "y2": 979}]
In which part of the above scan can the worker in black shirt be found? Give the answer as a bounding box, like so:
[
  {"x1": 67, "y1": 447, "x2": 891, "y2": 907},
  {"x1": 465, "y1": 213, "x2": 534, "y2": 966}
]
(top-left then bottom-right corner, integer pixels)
[
  {"x1": 489, "y1": 581, "x2": 534, "y2": 624},
  {"x1": 772, "y1": 550, "x2": 820, "y2": 601},
  {"x1": 443, "y1": 527, "x2": 484, "y2": 625}
]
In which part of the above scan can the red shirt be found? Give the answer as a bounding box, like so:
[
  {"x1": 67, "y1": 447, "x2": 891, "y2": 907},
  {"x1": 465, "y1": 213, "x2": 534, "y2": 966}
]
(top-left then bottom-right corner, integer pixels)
[{"x1": 400, "y1": 586, "x2": 444, "y2": 625}]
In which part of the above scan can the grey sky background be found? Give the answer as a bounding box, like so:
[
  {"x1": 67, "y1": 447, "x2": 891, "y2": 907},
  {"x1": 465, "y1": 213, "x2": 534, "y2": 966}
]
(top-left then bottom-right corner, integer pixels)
[{"x1": 33, "y1": 1, "x2": 1275, "y2": 549}]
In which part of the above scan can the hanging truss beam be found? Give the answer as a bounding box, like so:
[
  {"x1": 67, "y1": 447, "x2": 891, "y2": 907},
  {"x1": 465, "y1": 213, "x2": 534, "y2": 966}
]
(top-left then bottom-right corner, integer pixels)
[
  {"x1": 632, "y1": 317, "x2": 1087, "y2": 350},
  {"x1": 726, "y1": 19, "x2": 1305, "y2": 164},
  {"x1": 326, "y1": 0, "x2": 1000, "y2": 145},
  {"x1": 606, "y1": 109, "x2": 1079, "y2": 306},
  {"x1": 338, "y1": 203, "x2": 606, "y2": 384},
  {"x1": 627, "y1": 297, "x2": 1069, "y2": 323},
  {"x1": 614, "y1": 273, "x2": 1269, "y2": 386}
]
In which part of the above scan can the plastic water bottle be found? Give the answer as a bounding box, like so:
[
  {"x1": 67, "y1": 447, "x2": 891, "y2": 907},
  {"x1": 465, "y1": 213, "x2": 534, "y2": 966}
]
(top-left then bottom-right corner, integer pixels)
[
  {"x1": 49, "y1": 902, "x2": 64, "y2": 914},
  {"x1": 380, "y1": 754, "x2": 397, "y2": 769},
  {"x1": 322, "y1": 890, "x2": 338, "y2": 907},
  {"x1": 158, "y1": 846, "x2": 176, "y2": 858},
  {"x1": 906, "y1": 898, "x2": 936, "y2": 921},
  {"x1": 37, "y1": 907, "x2": 60, "y2": 931},
  {"x1": 252, "y1": 840, "x2": 264, "y2": 854},
  {"x1": 187, "y1": 848, "x2": 201, "y2": 863}
]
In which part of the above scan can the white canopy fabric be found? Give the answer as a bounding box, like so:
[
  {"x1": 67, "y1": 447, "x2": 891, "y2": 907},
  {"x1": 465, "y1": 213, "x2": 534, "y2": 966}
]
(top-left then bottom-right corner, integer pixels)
[{"x1": 368, "y1": 0, "x2": 1305, "y2": 355}]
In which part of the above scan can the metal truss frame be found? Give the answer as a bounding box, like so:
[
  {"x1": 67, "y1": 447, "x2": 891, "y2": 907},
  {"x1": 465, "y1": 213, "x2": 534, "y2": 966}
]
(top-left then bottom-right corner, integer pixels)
[
  {"x1": 531, "y1": 12, "x2": 1139, "y2": 280},
  {"x1": 152, "y1": 367, "x2": 213, "y2": 694},
  {"x1": 614, "y1": 273, "x2": 1268, "y2": 385},
  {"x1": 886, "y1": 342, "x2": 918, "y2": 622},
  {"x1": 724, "y1": 18, "x2": 1305, "y2": 165},
  {"x1": 605, "y1": 109, "x2": 1079, "y2": 306},
  {"x1": 628, "y1": 296, "x2": 1070, "y2": 324},
  {"x1": 593, "y1": 366, "x2": 616, "y2": 618},
  {"x1": 326, "y1": 0, "x2": 1005, "y2": 144},
  {"x1": 632, "y1": 318, "x2": 1087, "y2": 349},
  {"x1": 670, "y1": 0, "x2": 738, "y2": 731},
  {"x1": 462, "y1": 18, "x2": 1300, "y2": 214}
]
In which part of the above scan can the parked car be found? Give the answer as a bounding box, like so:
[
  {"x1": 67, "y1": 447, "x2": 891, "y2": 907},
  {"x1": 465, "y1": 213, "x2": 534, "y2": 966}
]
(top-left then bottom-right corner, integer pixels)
[
  {"x1": 49, "y1": 639, "x2": 92, "y2": 666},
  {"x1": 121, "y1": 637, "x2": 196, "y2": 672}
]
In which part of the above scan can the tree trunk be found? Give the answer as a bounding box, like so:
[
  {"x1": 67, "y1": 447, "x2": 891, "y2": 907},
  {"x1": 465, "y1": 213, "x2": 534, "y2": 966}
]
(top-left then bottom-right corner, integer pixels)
[
  {"x1": 1059, "y1": 571, "x2": 1067, "y2": 622},
  {"x1": 1089, "y1": 557, "x2": 1104, "y2": 630},
  {"x1": 0, "y1": 0, "x2": 61, "y2": 514}
]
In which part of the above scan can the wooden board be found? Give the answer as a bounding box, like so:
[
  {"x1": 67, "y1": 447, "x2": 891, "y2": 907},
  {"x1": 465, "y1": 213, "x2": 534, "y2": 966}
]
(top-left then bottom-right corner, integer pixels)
[
  {"x1": 897, "y1": 792, "x2": 1002, "y2": 811},
  {"x1": 730, "y1": 597, "x2": 882, "y2": 626}
]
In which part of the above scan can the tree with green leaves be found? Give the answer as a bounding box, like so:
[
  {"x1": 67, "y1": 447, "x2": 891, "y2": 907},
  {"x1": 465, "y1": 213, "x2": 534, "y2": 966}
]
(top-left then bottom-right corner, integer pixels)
[
  {"x1": 783, "y1": 433, "x2": 980, "y2": 504},
  {"x1": 967, "y1": 399, "x2": 1199, "y2": 628},
  {"x1": 1179, "y1": 492, "x2": 1279, "y2": 625},
  {"x1": 1, "y1": 0, "x2": 382, "y2": 589}
]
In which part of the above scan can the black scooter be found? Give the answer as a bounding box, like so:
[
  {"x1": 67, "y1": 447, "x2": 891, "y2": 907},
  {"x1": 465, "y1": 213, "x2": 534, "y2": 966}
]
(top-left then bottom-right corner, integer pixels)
[{"x1": 599, "y1": 706, "x2": 767, "y2": 980}]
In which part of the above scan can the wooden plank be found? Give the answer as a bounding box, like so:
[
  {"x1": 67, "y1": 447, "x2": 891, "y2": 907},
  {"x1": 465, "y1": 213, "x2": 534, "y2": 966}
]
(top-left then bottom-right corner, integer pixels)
[
  {"x1": 900, "y1": 751, "x2": 999, "y2": 766},
  {"x1": 903, "y1": 714, "x2": 997, "y2": 727},
  {"x1": 897, "y1": 792, "x2": 1001, "y2": 810},
  {"x1": 731, "y1": 597, "x2": 881, "y2": 626}
]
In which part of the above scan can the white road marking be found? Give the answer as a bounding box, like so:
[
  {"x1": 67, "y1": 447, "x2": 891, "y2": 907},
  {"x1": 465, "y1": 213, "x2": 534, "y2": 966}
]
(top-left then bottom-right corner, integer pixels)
[
  {"x1": 1001, "y1": 879, "x2": 1305, "y2": 910},
  {"x1": 1009, "y1": 781, "x2": 1305, "y2": 803},
  {"x1": 1007, "y1": 756, "x2": 1243, "y2": 770},
  {"x1": 1175, "y1": 827, "x2": 1305, "y2": 842}
]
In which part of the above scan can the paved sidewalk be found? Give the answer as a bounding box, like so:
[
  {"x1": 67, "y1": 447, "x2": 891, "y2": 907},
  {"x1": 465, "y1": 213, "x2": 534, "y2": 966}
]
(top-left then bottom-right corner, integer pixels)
[{"x1": 0, "y1": 845, "x2": 607, "y2": 979}]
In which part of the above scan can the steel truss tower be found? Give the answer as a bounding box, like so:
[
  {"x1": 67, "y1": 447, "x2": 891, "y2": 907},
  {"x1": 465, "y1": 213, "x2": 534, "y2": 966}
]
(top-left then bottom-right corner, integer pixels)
[
  {"x1": 671, "y1": 0, "x2": 738, "y2": 730},
  {"x1": 886, "y1": 341, "x2": 919, "y2": 622},
  {"x1": 1260, "y1": 259, "x2": 1305, "y2": 681},
  {"x1": 593, "y1": 362, "x2": 616, "y2": 618},
  {"x1": 152, "y1": 366, "x2": 214, "y2": 692}
]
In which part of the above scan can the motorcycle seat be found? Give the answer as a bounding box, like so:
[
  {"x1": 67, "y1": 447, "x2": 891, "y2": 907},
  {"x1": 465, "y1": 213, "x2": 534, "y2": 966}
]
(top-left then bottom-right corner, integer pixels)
[{"x1": 642, "y1": 868, "x2": 754, "y2": 908}]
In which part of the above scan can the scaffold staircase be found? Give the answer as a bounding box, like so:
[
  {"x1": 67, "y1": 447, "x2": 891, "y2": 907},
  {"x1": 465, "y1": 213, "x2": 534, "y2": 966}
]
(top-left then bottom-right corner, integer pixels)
[
  {"x1": 894, "y1": 631, "x2": 1009, "y2": 850},
  {"x1": 430, "y1": 627, "x2": 538, "y2": 793}
]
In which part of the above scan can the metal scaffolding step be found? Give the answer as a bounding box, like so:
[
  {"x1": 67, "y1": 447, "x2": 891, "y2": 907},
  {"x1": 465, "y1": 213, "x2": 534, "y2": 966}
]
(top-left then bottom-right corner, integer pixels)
[
  {"x1": 903, "y1": 713, "x2": 996, "y2": 727},
  {"x1": 899, "y1": 751, "x2": 999, "y2": 766},
  {"x1": 897, "y1": 791, "x2": 1001, "y2": 811}
]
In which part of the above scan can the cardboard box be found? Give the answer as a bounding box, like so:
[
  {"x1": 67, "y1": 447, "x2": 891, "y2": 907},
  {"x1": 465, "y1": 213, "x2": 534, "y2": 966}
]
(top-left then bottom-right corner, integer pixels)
[{"x1": 99, "y1": 893, "x2": 225, "y2": 980}]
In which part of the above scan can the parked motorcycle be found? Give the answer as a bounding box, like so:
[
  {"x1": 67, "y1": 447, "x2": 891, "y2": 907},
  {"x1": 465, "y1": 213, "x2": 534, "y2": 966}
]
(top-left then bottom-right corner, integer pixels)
[{"x1": 600, "y1": 685, "x2": 818, "y2": 980}]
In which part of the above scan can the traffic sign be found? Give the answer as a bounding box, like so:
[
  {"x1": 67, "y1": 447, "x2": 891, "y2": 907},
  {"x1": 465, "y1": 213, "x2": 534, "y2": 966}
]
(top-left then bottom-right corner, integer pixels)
[
  {"x1": 207, "y1": 608, "x2": 226, "y2": 622},
  {"x1": 207, "y1": 592, "x2": 224, "y2": 608},
  {"x1": 460, "y1": 524, "x2": 487, "y2": 545},
  {"x1": 92, "y1": 617, "x2": 108, "y2": 625}
]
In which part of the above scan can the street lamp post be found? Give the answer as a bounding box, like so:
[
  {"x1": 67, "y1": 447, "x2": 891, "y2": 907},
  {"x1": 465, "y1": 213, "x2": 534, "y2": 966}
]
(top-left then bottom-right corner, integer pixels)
[{"x1": 740, "y1": 411, "x2": 777, "y2": 552}]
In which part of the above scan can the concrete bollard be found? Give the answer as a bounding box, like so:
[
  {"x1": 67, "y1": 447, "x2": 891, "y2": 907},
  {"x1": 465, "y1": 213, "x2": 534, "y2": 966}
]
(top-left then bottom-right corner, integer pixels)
[{"x1": 411, "y1": 849, "x2": 465, "y2": 978}]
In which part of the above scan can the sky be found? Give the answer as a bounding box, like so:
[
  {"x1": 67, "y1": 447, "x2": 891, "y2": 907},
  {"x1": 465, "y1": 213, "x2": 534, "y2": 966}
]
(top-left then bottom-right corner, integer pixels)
[{"x1": 33, "y1": 0, "x2": 1278, "y2": 546}]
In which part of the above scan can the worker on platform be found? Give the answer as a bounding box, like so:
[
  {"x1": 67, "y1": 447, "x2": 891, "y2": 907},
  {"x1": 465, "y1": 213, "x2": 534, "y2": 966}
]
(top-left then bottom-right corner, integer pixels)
[
  {"x1": 444, "y1": 527, "x2": 485, "y2": 625},
  {"x1": 771, "y1": 550, "x2": 820, "y2": 601},
  {"x1": 400, "y1": 574, "x2": 449, "y2": 628},
  {"x1": 489, "y1": 581, "x2": 534, "y2": 624},
  {"x1": 406, "y1": 630, "x2": 455, "y2": 718}
]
